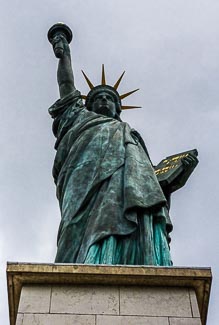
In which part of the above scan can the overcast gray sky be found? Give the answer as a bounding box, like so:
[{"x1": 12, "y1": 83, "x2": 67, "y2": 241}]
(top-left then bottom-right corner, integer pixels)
[{"x1": 0, "y1": 1, "x2": 218, "y2": 324}]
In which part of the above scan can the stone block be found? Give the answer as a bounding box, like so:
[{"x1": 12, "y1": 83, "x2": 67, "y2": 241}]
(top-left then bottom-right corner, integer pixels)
[
  {"x1": 7, "y1": 263, "x2": 212, "y2": 325},
  {"x1": 22, "y1": 314, "x2": 95, "y2": 325},
  {"x1": 96, "y1": 315, "x2": 169, "y2": 325},
  {"x1": 18, "y1": 285, "x2": 51, "y2": 313},
  {"x1": 169, "y1": 318, "x2": 202, "y2": 325},
  {"x1": 51, "y1": 284, "x2": 119, "y2": 315},
  {"x1": 189, "y1": 289, "x2": 200, "y2": 317},
  {"x1": 120, "y1": 286, "x2": 192, "y2": 317},
  {"x1": 15, "y1": 314, "x2": 23, "y2": 325}
]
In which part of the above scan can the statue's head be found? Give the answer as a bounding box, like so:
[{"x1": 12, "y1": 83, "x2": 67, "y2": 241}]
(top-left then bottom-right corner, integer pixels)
[
  {"x1": 81, "y1": 65, "x2": 140, "y2": 120},
  {"x1": 85, "y1": 85, "x2": 121, "y2": 120}
]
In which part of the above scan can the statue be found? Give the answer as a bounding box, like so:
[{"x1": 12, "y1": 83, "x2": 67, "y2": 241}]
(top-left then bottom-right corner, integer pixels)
[{"x1": 48, "y1": 23, "x2": 198, "y2": 265}]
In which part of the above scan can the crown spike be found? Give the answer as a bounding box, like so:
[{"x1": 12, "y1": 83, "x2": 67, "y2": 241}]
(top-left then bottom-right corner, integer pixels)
[
  {"x1": 121, "y1": 105, "x2": 141, "y2": 110},
  {"x1": 113, "y1": 71, "x2": 125, "y2": 90},
  {"x1": 120, "y1": 88, "x2": 139, "y2": 100},
  {"x1": 81, "y1": 70, "x2": 94, "y2": 89},
  {"x1": 101, "y1": 64, "x2": 106, "y2": 85}
]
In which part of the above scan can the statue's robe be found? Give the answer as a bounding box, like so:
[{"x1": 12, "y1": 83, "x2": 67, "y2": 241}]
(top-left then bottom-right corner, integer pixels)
[{"x1": 49, "y1": 90, "x2": 172, "y2": 265}]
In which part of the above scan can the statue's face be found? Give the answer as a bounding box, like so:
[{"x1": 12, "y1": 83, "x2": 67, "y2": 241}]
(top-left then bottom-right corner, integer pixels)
[{"x1": 91, "y1": 92, "x2": 117, "y2": 118}]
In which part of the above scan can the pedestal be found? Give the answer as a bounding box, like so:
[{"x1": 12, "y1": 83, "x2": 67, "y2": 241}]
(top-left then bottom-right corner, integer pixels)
[{"x1": 7, "y1": 263, "x2": 211, "y2": 325}]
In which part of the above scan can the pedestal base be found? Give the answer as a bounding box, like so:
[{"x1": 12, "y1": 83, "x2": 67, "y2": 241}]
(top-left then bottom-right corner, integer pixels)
[{"x1": 7, "y1": 263, "x2": 211, "y2": 325}]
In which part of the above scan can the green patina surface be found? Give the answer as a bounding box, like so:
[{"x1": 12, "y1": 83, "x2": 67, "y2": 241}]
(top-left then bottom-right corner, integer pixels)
[
  {"x1": 48, "y1": 23, "x2": 198, "y2": 266},
  {"x1": 49, "y1": 91, "x2": 172, "y2": 265}
]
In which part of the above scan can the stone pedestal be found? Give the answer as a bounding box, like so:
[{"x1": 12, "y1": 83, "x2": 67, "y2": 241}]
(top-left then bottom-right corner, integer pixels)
[{"x1": 7, "y1": 263, "x2": 211, "y2": 325}]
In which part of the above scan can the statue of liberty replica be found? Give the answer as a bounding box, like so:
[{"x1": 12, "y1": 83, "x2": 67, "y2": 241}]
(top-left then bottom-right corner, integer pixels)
[{"x1": 48, "y1": 23, "x2": 198, "y2": 266}]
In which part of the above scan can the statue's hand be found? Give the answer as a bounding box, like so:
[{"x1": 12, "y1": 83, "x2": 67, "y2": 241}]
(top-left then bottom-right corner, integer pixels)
[
  {"x1": 51, "y1": 33, "x2": 70, "y2": 59},
  {"x1": 168, "y1": 153, "x2": 199, "y2": 193},
  {"x1": 181, "y1": 153, "x2": 199, "y2": 172}
]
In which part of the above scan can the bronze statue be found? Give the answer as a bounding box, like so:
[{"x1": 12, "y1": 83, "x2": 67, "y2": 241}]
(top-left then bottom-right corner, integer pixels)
[{"x1": 48, "y1": 23, "x2": 198, "y2": 265}]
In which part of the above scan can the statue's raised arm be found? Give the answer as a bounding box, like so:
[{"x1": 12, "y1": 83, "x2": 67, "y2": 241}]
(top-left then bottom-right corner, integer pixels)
[{"x1": 48, "y1": 23, "x2": 75, "y2": 98}]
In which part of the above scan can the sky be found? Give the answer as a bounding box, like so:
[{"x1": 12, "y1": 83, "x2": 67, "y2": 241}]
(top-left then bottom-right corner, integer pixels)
[{"x1": 0, "y1": 0, "x2": 218, "y2": 324}]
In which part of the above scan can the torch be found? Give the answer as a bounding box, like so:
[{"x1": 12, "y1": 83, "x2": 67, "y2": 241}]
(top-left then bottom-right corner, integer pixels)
[{"x1": 48, "y1": 23, "x2": 73, "y2": 58}]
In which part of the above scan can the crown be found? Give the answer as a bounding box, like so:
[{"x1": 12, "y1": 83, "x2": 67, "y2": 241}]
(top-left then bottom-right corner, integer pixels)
[{"x1": 81, "y1": 65, "x2": 141, "y2": 110}]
